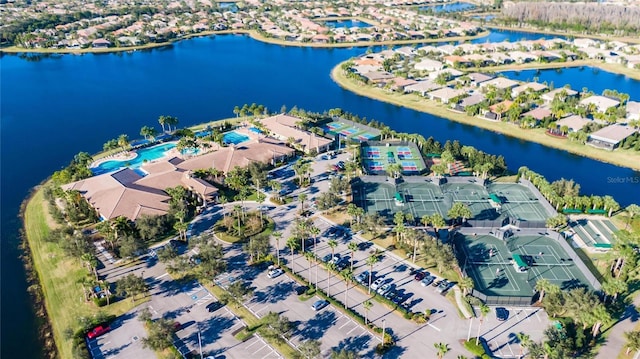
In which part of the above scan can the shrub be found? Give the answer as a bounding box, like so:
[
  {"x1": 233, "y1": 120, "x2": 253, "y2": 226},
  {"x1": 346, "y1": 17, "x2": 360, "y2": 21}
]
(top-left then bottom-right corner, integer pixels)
[
  {"x1": 464, "y1": 338, "x2": 491, "y2": 357},
  {"x1": 92, "y1": 295, "x2": 116, "y2": 307}
]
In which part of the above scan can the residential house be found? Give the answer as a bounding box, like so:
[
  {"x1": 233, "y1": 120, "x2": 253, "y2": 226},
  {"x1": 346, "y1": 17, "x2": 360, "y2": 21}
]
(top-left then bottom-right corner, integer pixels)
[
  {"x1": 626, "y1": 101, "x2": 640, "y2": 121},
  {"x1": 512, "y1": 82, "x2": 548, "y2": 97},
  {"x1": 427, "y1": 87, "x2": 467, "y2": 104},
  {"x1": 466, "y1": 72, "x2": 494, "y2": 87},
  {"x1": 390, "y1": 77, "x2": 419, "y2": 92},
  {"x1": 580, "y1": 95, "x2": 621, "y2": 113},
  {"x1": 414, "y1": 59, "x2": 444, "y2": 72},
  {"x1": 521, "y1": 107, "x2": 552, "y2": 126},
  {"x1": 556, "y1": 115, "x2": 591, "y2": 133},
  {"x1": 92, "y1": 39, "x2": 111, "y2": 48},
  {"x1": 486, "y1": 100, "x2": 513, "y2": 121},
  {"x1": 479, "y1": 77, "x2": 520, "y2": 91},
  {"x1": 404, "y1": 80, "x2": 442, "y2": 96},
  {"x1": 453, "y1": 93, "x2": 485, "y2": 112},
  {"x1": 361, "y1": 71, "x2": 395, "y2": 84},
  {"x1": 541, "y1": 88, "x2": 579, "y2": 104},
  {"x1": 587, "y1": 125, "x2": 637, "y2": 150}
]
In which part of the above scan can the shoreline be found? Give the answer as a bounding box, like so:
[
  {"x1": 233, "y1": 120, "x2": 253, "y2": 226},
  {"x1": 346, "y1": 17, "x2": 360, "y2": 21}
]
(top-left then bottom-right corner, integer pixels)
[
  {"x1": 330, "y1": 63, "x2": 640, "y2": 171},
  {"x1": 0, "y1": 29, "x2": 492, "y2": 55},
  {"x1": 476, "y1": 60, "x2": 640, "y2": 81},
  {"x1": 484, "y1": 25, "x2": 640, "y2": 45}
]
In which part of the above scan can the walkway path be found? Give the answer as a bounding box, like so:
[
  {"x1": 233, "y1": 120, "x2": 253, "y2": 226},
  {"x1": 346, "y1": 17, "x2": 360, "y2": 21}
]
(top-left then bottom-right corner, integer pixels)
[{"x1": 595, "y1": 294, "x2": 640, "y2": 359}]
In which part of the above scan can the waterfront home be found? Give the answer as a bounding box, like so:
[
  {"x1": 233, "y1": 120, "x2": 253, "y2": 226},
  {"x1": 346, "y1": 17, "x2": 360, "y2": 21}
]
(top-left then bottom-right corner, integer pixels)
[
  {"x1": 454, "y1": 93, "x2": 485, "y2": 112},
  {"x1": 427, "y1": 87, "x2": 467, "y2": 104},
  {"x1": 587, "y1": 125, "x2": 638, "y2": 150},
  {"x1": 395, "y1": 46, "x2": 416, "y2": 57},
  {"x1": 574, "y1": 38, "x2": 599, "y2": 49},
  {"x1": 512, "y1": 82, "x2": 548, "y2": 97},
  {"x1": 508, "y1": 51, "x2": 537, "y2": 64},
  {"x1": 580, "y1": 95, "x2": 621, "y2": 113},
  {"x1": 404, "y1": 80, "x2": 442, "y2": 96},
  {"x1": 556, "y1": 115, "x2": 591, "y2": 133},
  {"x1": 259, "y1": 114, "x2": 333, "y2": 154},
  {"x1": 626, "y1": 101, "x2": 640, "y2": 121},
  {"x1": 486, "y1": 100, "x2": 514, "y2": 121},
  {"x1": 541, "y1": 88, "x2": 579, "y2": 104},
  {"x1": 361, "y1": 70, "x2": 395, "y2": 84},
  {"x1": 390, "y1": 77, "x2": 419, "y2": 92},
  {"x1": 521, "y1": 107, "x2": 552, "y2": 125},
  {"x1": 466, "y1": 72, "x2": 494, "y2": 87},
  {"x1": 428, "y1": 68, "x2": 463, "y2": 80},
  {"x1": 443, "y1": 55, "x2": 471, "y2": 67},
  {"x1": 479, "y1": 77, "x2": 520, "y2": 90},
  {"x1": 91, "y1": 39, "x2": 111, "y2": 48}
]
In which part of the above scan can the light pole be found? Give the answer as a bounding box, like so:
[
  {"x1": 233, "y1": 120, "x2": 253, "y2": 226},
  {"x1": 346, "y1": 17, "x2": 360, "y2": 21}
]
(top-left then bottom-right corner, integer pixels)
[
  {"x1": 197, "y1": 323, "x2": 203, "y2": 359},
  {"x1": 381, "y1": 319, "x2": 386, "y2": 344}
]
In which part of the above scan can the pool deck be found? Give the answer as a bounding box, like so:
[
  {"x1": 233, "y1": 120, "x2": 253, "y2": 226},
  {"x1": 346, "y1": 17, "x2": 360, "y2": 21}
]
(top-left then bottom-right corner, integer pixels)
[{"x1": 90, "y1": 151, "x2": 138, "y2": 168}]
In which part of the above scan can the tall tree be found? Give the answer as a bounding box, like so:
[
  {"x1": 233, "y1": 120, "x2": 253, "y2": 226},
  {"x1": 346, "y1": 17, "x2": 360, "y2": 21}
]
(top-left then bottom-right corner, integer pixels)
[
  {"x1": 363, "y1": 300, "x2": 373, "y2": 325},
  {"x1": 476, "y1": 304, "x2": 490, "y2": 345},
  {"x1": 287, "y1": 237, "x2": 300, "y2": 274},
  {"x1": 434, "y1": 342, "x2": 450, "y2": 359},
  {"x1": 366, "y1": 254, "x2": 379, "y2": 294}
]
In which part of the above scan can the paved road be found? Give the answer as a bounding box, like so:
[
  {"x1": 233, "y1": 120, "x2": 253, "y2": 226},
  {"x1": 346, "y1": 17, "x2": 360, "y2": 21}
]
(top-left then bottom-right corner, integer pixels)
[{"x1": 595, "y1": 295, "x2": 640, "y2": 359}]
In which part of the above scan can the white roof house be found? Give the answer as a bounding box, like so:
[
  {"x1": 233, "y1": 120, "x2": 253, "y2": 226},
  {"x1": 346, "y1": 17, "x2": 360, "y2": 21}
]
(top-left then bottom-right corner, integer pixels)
[
  {"x1": 556, "y1": 115, "x2": 591, "y2": 133},
  {"x1": 414, "y1": 59, "x2": 444, "y2": 72},
  {"x1": 625, "y1": 101, "x2": 640, "y2": 121},
  {"x1": 512, "y1": 82, "x2": 548, "y2": 97},
  {"x1": 479, "y1": 77, "x2": 520, "y2": 90},
  {"x1": 580, "y1": 96, "x2": 621, "y2": 113},
  {"x1": 587, "y1": 124, "x2": 637, "y2": 150},
  {"x1": 427, "y1": 87, "x2": 467, "y2": 104},
  {"x1": 541, "y1": 88, "x2": 579, "y2": 103},
  {"x1": 404, "y1": 80, "x2": 442, "y2": 96}
]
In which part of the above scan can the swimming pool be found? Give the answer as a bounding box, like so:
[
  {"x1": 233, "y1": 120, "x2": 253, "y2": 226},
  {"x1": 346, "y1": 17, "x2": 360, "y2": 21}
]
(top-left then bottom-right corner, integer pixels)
[
  {"x1": 92, "y1": 142, "x2": 176, "y2": 175},
  {"x1": 223, "y1": 131, "x2": 250, "y2": 145},
  {"x1": 249, "y1": 127, "x2": 262, "y2": 134}
]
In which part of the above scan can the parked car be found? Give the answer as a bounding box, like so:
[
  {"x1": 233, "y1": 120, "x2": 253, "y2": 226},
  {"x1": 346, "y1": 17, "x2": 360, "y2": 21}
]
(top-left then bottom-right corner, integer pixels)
[
  {"x1": 206, "y1": 301, "x2": 223, "y2": 313},
  {"x1": 370, "y1": 278, "x2": 384, "y2": 291},
  {"x1": 311, "y1": 300, "x2": 329, "y2": 311},
  {"x1": 267, "y1": 268, "x2": 284, "y2": 279},
  {"x1": 322, "y1": 254, "x2": 334, "y2": 263},
  {"x1": 496, "y1": 307, "x2": 509, "y2": 321},
  {"x1": 87, "y1": 325, "x2": 111, "y2": 339},
  {"x1": 355, "y1": 271, "x2": 370, "y2": 284},
  {"x1": 377, "y1": 283, "x2": 393, "y2": 296},
  {"x1": 433, "y1": 279, "x2": 444, "y2": 287},
  {"x1": 173, "y1": 321, "x2": 182, "y2": 332},
  {"x1": 295, "y1": 285, "x2": 309, "y2": 295},
  {"x1": 420, "y1": 275, "x2": 435, "y2": 287},
  {"x1": 384, "y1": 290, "x2": 397, "y2": 301},
  {"x1": 329, "y1": 254, "x2": 341, "y2": 265},
  {"x1": 414, "y1": 271, "x2": 426, "y2": 281},
  {"x1": 436, "y1": 280, "x2": 452, "y2": 294}
]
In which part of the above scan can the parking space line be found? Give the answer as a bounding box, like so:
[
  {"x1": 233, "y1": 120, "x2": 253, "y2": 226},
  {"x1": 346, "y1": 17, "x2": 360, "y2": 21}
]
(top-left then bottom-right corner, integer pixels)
[
  {"x1": 246, "y1": 338, "x2": 262, "y2": 349},
  {"x1": 346, "y1": 324, "x2": 360, "y2": 335},
  {"x1": 427, "y1": 323, "x2": 441, "y2": 331},
  {"x1": 253, "y1": 344, "x2": 268, "y2": 355}
]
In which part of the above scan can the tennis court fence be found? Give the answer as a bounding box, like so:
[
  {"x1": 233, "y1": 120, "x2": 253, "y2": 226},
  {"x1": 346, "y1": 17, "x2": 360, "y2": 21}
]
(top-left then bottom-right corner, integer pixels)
[
  {"x1": 518, "y1": 179, "x2": 557, "y2": 217},
  {"x1": 470, "y1": 290, "x2": 535, "y2": 306}
]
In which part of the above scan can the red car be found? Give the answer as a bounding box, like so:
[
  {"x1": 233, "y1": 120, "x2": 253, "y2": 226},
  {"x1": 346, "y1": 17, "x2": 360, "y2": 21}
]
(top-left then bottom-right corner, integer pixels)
[{"x1": 87, "y1": 325, "x2": 111, "y2": 339}]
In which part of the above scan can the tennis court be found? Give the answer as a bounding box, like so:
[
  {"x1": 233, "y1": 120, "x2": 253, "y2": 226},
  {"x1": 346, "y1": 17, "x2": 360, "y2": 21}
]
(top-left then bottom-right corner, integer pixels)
[
  {"x1": 360, "y1": 143, "x2": 427, "y2": 175},
  {"x1": 352, "y1": 181, "x2": 448, "y2": 221},
  {"x1": 488, "y1": 183, "x2": 550, "y2": 222},
  {"x1": 442, "y1": 183, "x2": 495, "y2": 220},
  {"x1": 457, "y1": 234, "x2": 594, "y2": 297}
]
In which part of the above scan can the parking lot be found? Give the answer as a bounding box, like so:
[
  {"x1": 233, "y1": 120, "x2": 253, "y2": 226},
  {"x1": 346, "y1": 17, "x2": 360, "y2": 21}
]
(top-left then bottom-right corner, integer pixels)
[{"x1": 215, "y1": 246, "x2": 379, "y2": 357}]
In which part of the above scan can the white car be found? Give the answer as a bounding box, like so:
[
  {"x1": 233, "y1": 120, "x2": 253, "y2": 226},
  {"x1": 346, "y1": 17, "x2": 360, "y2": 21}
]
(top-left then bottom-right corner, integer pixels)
[
  {"x1": 370, "y1": 278, "x2": 384, "y2": 291},
  {"x1": 268, "y1": 268, "x2": 284, "y2": 279},
  {"x1": 377, "y1": 283, "x2": 393, "y2": 296}
]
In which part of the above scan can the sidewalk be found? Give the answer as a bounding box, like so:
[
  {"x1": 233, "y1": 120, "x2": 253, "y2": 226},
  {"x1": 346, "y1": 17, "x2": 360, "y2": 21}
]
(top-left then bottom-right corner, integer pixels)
[{"x1": 595, "y1": 293, "x2": 640, "y2": 359}]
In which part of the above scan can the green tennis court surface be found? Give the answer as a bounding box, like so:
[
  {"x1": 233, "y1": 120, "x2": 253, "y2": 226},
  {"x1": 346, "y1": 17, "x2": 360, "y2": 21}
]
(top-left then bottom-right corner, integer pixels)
[
  {"x1": 457, "y1": 234, "x2": 594, "y2": 297},
  {"x1": 488, "y1": 183, "x2": 550, "y2": 222}
]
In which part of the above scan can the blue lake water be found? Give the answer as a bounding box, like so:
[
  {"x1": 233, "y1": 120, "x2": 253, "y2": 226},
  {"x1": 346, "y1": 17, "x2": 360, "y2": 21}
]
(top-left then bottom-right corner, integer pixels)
[
  {"x1": 1, "y1": 30, "x2": 639, "y2": 358},
  {"x1": 420, "y1": 2, "x2": 476, "y2": 12},
  {"x1": 501, "y1": 67, "x2": 639, "y2": 101},
  {"x1": 324, "y1": 19, "x2": 372, "y2": 28}
]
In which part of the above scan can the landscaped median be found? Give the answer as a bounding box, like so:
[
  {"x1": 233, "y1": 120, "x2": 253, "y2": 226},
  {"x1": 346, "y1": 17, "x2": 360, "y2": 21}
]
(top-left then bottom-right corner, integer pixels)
[{"x1": 330, "y1": 63, "x2": 640, "y2": 171}]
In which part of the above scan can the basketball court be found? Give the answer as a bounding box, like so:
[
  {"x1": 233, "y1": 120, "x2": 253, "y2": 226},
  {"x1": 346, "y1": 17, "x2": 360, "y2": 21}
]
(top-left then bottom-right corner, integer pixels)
[{"x1": 457, "y1": 234, "x2": 594, "y2": 297}]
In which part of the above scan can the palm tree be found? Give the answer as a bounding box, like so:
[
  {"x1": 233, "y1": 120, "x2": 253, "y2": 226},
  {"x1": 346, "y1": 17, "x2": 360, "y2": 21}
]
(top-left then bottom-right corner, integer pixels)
[
  {"x1": 299, "y1": 193, "x2": 307, "y2": 213},
  {"x1": 431, "y1": 213, "x2": 446, "y2": 237},
  {"x1": 287, "y1": 237, "x2": 300, "y2": 274},
  {"x1": 476, "y1": 304, "x2": 490, "y2": 345},
  {"x1": 590, "y1": 304, "x2": 612, "y2": 338},
  {"x1": 117, "y1": 134, "x2": 130, "y2": 153},
  {"x1": 535, "y1": 278, "x2": 552, "y2": 303},
  {"x1": 363, "y1": 300, "x2": 373, "y2": 325},
  {"x1": 304, "y1": 251, "x2": 315, "y2": 286},
  {"x1": 366, "y1": 255, "x2": 379, "y2": 294},
  {"x1": 625, "y1": 204, "x2": 640, "y2": 230},
  {"x1": 272, "y1": 231, "x2": 282, "y2": 266},
  {"x1": 516, "y1": 332, "x2": 531, "y2": 359},
  {"x1": 602, "y1": 277, "x2": 628, "y2": 303},
  {"x1": 328, "y1": 239, "x2": 338, "y2": 258},
  {"x1": 326, "y1": 262, "x2": 337, "y2": 296},
  {"x1": 434, "y1": 342, "x2": 449, "y2": 359},
  {"x1": 347, "y1": 242, "x2": 358, "y2": 271},
  {"x1": 625, "y1": 331, "x2": 640, "y2": 356},
  {"x1": 140, "y1": 126, "x2": 158, "y2": 141},
  {"x1": 458, "y1": 276, "x2": 474, "y2": 296},
  {"x1": 309, "y1": 225, "x2": 321, "y2": 291},
  {"x1": 158, "y1": 115, "x2": 167, "y2": 133},
  {"x1": 340, "y1": 269, "x2": 353, "y2": 308}
]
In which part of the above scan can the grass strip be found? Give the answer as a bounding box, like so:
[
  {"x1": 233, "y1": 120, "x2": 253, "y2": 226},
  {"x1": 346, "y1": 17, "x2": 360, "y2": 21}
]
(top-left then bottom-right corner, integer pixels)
[{"x1": 23, "y1": 187, "x2": 145, "y2": 358}]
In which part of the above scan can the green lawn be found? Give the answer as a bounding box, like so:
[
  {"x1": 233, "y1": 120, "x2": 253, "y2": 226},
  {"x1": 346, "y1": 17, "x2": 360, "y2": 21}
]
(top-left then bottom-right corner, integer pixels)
[{"x1": 24, "y1": 188, "x2": 144, "y2": 359}]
